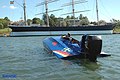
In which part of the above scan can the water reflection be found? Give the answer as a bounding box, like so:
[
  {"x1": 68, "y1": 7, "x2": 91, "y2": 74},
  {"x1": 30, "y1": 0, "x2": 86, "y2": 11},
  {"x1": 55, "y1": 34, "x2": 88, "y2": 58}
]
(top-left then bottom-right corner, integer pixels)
[
  {"x1": 62, "y1": 59, "x2": 100, "y2": 71},
  {"x1": 60, "y1": 59, "x2": 102, "y2": 80}
]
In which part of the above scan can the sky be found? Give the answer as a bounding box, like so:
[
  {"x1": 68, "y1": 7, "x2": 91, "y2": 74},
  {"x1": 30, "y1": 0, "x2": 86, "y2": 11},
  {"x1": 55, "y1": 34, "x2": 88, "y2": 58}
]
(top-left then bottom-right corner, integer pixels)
[{"x1": 0, "y1": 0, "x2": 120, "y2": 22}]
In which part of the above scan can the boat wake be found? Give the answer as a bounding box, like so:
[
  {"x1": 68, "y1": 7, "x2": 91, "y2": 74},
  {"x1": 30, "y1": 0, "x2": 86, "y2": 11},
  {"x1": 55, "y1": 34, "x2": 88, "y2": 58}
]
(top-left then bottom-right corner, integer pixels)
[{"x1": 98, "y1": 52, "x2": 111, "y2": 57}]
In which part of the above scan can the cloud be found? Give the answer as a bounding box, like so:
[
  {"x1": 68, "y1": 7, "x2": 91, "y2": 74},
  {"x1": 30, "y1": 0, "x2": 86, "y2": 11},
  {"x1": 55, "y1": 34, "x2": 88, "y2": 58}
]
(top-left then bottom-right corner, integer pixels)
[
  {"x1": 2, "y1": 5, "x2": 7, "y2": 8},
  {"x1": 10, "y1": 5, "x2": 17, "y2": 9}
]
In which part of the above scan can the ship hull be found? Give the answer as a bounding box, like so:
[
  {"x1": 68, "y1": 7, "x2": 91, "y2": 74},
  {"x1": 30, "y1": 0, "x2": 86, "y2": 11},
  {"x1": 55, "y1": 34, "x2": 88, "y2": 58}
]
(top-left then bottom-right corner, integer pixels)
[{"x1": 9, "y1": 24, "x2": 115, "y2": 36}]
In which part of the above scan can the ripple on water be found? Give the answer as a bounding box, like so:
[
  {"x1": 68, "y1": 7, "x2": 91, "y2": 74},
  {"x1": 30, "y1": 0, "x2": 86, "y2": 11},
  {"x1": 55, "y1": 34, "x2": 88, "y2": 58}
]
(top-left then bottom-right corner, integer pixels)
[{"x1": 0, "y1": 35, "x2": 120, "y2": 80}]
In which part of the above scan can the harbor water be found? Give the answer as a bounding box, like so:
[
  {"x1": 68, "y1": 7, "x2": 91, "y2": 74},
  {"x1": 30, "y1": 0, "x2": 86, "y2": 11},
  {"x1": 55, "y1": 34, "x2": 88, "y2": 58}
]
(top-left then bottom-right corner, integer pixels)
[{"x1": 0, "y1": 34, "x2": 120, "y2": 80}]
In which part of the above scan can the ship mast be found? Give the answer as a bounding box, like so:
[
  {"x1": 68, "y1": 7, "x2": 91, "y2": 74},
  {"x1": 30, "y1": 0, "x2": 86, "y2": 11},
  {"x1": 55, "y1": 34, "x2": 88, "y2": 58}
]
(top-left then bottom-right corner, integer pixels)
[
  {"x1": 61, "y1": 0, "x2": 89, "y2": 26},
  {"x1": 72, "y1": 0, "x2": 75, "y2": 26},
  {"x1": 36, "y1": 0, "x2": 61, "y2": 27},
  {"x1": 45, "y1": 0, "x2": 49, "y2": 27},
  {"x1": 10, "y1": 0, "x2": 27, "y2": 25},
  {"x1": 23, "y1": 0, "x2": 27, "y2": 26},
  {"x1": 96, "y1": 0, "x2": 99, "y2": 25}
]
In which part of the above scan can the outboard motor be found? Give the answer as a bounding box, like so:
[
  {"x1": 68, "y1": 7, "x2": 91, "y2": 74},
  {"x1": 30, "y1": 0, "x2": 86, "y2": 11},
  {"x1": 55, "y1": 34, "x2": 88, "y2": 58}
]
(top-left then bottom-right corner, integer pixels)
[{"x1": 81, "y1": 35, "x2": 102, "y2": 62}]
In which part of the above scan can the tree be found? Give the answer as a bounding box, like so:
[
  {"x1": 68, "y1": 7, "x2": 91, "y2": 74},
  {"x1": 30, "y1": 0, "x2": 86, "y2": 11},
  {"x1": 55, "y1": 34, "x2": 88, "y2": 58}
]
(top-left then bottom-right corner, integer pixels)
[
  {"x1": 66, "y1": 16, "x2": 70, "y2": 19},
  {"x1": 0, "y1": 19, "x2": 9, "y2": 28},
  {"x1": 111, "y1": 19, "x2": 120, "y2": 28},
  {"x1": 49, "y1": 14, "x2": 59, "y2": 27},
  {"x1": 90, "y1": 21, "x2": 97, "y2": 25},
  {"x1": 66, "y1": 20, "x2": 71, "y2": 27},
  {"x1": 0, "y1": 22, "x2": 3, "y2": 29},
  {"x1": 117, "y1": 21, "x2": 120, "y2": 27},
  {"x1": 79, "y1": 16, "x2": 89, "y2": 25},
  {"x1": 64, "y1": 16, "x2": 71, "y2": 26},
  {"x1": 27, "y1": 19, "x2": 32, "y2": 25},
  {"x1": 49, "y1": 14, "x2": 56, "y2": 27},
  {"x1": 111, "y1": 19, "x2": 118, "y2": 23},
  {"x1": 4, "y1": 17, "x2": 10, "y2": 21},
  {"x1": 42, "y1": 13, "x2": 49, "y2": 25},
  {"x1": 98, "y1": 20, "x2": 106, "y2": 25},
  {"x1": 62, "y1": 21, "x2": 67, "y2": 27},
  {"x1": 32, "y1": 18, "x2": 41, "y2": 24},
  {"x1": 40, "y1": 20, "x2": 44, "y2": 25},
  {"x1": 79, "y1": 14, "x2": 90, "y2": 25},
  {"x1": 79, "y1": 14, "x2": 83, "y2": 20},
  {"x1": 71, "y1": 15, "x2": 75, "y2": 19}
]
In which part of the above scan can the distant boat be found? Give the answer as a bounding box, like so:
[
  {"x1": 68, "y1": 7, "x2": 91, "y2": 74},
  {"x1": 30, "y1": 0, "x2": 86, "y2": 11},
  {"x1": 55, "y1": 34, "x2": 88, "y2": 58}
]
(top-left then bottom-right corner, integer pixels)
[
  {"x1": 9, "y1": 0, "x2": 115, "y2": 36},
  {"x1": 9, "y1": 24, "x2": 114, "y2": 36}
]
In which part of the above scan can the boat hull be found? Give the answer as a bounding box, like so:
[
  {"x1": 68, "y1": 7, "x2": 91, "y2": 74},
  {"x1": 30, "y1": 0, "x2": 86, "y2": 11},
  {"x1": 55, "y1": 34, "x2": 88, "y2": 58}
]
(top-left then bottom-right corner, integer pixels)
[
  {"x1": 43, "y1": 36, "x2": 80, "y2": 59},
  {"x1": 9, "y1": 24, "x2": 115, "y2": 36},
  {"x1": 10, "y1": 30, "x2": 113, "y2": 36},
  {"x1": 43, "y1": 35, "x2": 103, "y2": 62}
]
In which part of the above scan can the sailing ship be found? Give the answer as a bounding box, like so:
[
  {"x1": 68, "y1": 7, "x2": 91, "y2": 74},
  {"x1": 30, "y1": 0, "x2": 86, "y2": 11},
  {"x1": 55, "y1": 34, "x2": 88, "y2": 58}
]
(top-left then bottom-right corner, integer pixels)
[{"x1": 9, "y1": 0, "x2": 115, "y2": 36}]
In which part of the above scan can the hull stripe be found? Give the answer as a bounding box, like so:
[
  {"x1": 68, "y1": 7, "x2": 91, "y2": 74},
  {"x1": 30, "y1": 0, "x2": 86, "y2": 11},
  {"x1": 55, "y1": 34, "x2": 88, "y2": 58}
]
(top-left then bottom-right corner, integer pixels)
[{"x1": 53, "y1": 50, "x2": 72, "y2": 57}]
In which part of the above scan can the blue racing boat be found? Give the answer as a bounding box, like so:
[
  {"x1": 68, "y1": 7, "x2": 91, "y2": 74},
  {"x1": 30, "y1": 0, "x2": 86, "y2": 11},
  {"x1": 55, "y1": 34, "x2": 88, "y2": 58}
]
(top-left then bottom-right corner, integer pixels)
[{"x1": 43, "y1": 33, "x2": 109, "y2": 62}]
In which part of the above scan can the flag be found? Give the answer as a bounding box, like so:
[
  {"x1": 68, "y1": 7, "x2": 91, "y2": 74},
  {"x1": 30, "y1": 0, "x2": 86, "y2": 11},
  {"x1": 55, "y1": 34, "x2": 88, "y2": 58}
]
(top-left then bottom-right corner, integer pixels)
[{"x1": 10, "y1": 1, "x2": 14, "y2": 4}]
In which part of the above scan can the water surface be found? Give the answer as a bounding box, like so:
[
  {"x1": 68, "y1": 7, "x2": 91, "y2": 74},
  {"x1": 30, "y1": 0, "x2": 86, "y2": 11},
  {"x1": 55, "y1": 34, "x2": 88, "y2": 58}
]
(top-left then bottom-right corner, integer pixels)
[{"x1": 0, "y1": 34, "x2": 120, "y2": 80}]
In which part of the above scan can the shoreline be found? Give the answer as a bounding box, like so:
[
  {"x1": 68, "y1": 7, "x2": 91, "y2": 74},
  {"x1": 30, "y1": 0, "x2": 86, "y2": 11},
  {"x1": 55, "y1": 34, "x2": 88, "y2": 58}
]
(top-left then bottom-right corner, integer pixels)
[
  {"x1": 0, "y1": 28, "x2": 120, "y2": 37},
  {"x1": 113, "y1": 32, "x2": 120, "y2": 34},
  {"x1": 0, "y1": 33, "x2": 10, "y2": 37},
  {"x1": 0, "y1": 28, "x2": 12, "y2": 37},
  {"x1": 113, "y1": 28, "x2": 120, "y2": 34}
]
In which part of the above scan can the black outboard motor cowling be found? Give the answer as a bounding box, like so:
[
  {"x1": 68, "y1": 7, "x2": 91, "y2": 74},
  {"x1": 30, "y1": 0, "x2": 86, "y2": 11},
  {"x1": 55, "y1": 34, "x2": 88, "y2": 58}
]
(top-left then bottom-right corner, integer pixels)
[{"x1": 81, "y1": 35, "x2": 102, "y2": 62}]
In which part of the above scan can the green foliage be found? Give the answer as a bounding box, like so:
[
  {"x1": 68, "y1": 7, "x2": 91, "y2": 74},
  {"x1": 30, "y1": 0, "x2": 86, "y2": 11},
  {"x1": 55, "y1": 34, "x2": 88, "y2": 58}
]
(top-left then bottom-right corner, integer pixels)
[
  {"x1": 42, "y1": 13, "x2": 48, "y2": 25},
  {"x1": 111, "y1": 19, "x2": 120, "y2": 28},
  {"x1": 49, "y1": 14, "x2": 58, "y2": 27},
  {"x1": 66, "y1": 16, "x2": 70, "y2": 19},
  {"x1": 79, "y1": 14, "x2": 83, "y2": 20},
  {"x1": 66, "y1": 20, "x2": 71, "y2": 27},
  {"x1": 71, "y1": 16, "x2": 75, "y2": 19},
  {"x1": 90, "y1": 22, "x2": 97, "y2": 25},
  {"x1": 64, "y1": 16, "x2": 73, "y2": 26},
  {"x1": 32, "y1": 18, "x2": 41, "y2": 24},
  {"x1": 0, "y1": 18, "x2": 9, "y2": 28},
  {"x1": 49, "y1": 14, "x2": 55, "y2": 27},
  {"x1": 4, "y1": 17, "x2": 10, "y2": 21},
  {"x1": 28, "y1": 17, "x2": 43, "y2": 25},
  {"x1": 0, "y1": 28, "x2": 12, "y2": 36},
  {"x1": 49, "y1": 18, "x2": 54, "y2": 27},
  {"x1": 41, "y1": 14, "x2": 90, "y2": 26},
  {"x1": 113, "y1": 27, "x2": 120, "y2": 33},
  {"x1": 0, "y1": 23, "x2": 4, "y2": 29},
  {"x1": 27, "y1": 19, "x2": 32, "y2": 25},
  {"x1": 98, "y1": 20, "x2": 106, "y2": 25},
  {"x1": 40, "y1": 20, "x2": 44, "y2": 25},
  {"x1": 79, "y1": 14, "x2": 89, "y2": 25},
  {"x1": 62, "y1": 21, "x2": 67, "y2": 27}
]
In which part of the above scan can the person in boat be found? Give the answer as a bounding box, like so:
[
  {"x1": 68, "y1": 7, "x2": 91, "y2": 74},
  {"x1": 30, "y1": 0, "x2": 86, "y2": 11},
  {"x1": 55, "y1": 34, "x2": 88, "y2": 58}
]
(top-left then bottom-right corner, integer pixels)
[
  {"x1": 61, "y1": 33, "x2": 71, "y2": 40},
  {"x1": 62, "y1": 33, "x2": 88, "y2": 52},
  {"x1": 62, "y1": 33, "x2": 80, "y2": 44}
]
